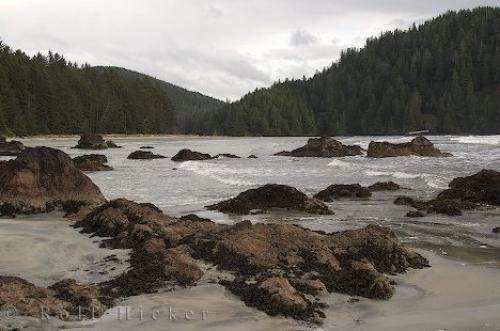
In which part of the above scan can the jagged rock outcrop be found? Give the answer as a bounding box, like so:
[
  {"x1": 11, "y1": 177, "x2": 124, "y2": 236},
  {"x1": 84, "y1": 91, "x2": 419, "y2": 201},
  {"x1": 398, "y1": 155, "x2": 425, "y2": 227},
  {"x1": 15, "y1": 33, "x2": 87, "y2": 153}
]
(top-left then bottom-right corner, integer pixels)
[
  {"x1": 0, "y1": 147, "x2": 106, "y2": 215},
  {"x1": 314, "y1": 184, "x2": 372, "y2": 202},
  {"x1": 275, "y1": 137, "x2": 363, "y2": 157},
  {"x1": 73, "y1": 154, "x2": 113, "y2": 172},
  {"x1": 395, "y1": 169, "x2": 500, "y2": 217},
  {"x1": 206, "y1": 184, "x2": 333, "y2": 215},
  {"x1": 74, "y1": 133, "x2": 108, "y2": 150},
  {"x1": 127, "y1": 151, "x2": 166, "y2": 160},
  {"x1": 0, "y1": 136, "x2": 25, "y2": 156},
  {"x1": 74, "y1": 199, "x2": 429, "y2": 324},
  {"x1": 367, "y1": 136, "x2": 452, "y2": 158},
  {"x1": 0, "y1": 276, "x2": 107, "y2": 319}
]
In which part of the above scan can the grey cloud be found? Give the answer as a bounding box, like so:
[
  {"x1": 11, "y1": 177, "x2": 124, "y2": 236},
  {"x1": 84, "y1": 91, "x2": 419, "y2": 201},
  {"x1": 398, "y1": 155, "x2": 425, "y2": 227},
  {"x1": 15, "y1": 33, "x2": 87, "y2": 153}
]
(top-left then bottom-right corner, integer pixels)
[{"x1": 290, "y1": 29, "x2": 318, "y2": 46}]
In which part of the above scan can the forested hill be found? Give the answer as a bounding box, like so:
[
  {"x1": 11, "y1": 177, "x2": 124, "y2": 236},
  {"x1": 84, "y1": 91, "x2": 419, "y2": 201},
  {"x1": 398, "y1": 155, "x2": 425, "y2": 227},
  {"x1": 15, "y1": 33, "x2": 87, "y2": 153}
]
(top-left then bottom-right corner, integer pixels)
[
  {"x1": 201, "y1": 7, "x2": 500, "y2": 136},
  {"x1": 94, "y1": 67, "x2": 225, "y2": 132},
  {"x1": 0, "y1": 43, "x2": 223, "y2": 136}
]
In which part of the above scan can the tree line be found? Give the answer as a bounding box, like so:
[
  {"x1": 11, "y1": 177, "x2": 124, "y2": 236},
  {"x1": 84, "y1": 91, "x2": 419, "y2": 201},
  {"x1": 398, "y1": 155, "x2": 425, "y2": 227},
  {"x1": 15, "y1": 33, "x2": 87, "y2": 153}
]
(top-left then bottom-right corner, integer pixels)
[{"x1": 194, "y1": 7, "x2": 500, "y2": 136}]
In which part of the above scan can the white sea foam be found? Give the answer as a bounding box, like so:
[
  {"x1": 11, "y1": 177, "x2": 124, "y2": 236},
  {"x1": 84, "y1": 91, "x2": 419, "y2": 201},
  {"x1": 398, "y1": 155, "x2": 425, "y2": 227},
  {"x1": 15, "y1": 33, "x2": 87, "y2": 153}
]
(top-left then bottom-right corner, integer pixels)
[
  {"x1": 327, "y1": 159, "x2": 352, "y2": 168},
  {"x1": 364, "y1": 170, "x2": 420, "y2": 179},
  {"x1": 179, "y1": 161, "x2": 255, "y2": 186},
  {"x1": 451, "y1": 135, "x2": 500, "y2": 145}
]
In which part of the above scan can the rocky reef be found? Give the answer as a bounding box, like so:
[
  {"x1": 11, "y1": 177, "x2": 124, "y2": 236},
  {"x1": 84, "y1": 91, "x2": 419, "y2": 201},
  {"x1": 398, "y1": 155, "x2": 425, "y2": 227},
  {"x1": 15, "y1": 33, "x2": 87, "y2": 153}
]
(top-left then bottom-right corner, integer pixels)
[
  {"x1": 275, "y1": 137, "x2": 363, "y2": 157},
  {"x1": 206, "y1": 184, "x2": 333, "y2": 215},
  {"x1": 171, "y1": 149, "x2": 241, "y2": 162},
  {"x1": 73, "y1": 199, "x2": 429, "y2": 324},
  {"x1": 367, "y1": 136, "x2": 452, "y2": 158},
  {"x1": 73, "y1": 154, "x2": 113, "y2": 172},
  {"x1": 0, "y1": 147, "x2": 106, "y2": 215}
]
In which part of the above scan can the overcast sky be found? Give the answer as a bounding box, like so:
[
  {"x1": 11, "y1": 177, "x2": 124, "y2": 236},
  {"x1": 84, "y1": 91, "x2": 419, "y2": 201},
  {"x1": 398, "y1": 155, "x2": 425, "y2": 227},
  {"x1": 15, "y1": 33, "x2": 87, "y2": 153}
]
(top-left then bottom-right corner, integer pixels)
[{"x1": 0, "y1": 0, "x2": 498, "y2": 100}]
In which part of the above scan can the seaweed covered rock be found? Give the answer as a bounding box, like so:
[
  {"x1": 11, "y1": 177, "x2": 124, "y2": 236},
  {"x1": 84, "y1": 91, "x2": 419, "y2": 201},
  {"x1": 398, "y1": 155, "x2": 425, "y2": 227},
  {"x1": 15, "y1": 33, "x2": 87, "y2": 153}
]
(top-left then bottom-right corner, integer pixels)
[
  {"x1": 367, "y1": 136, "x2": 452, "y2": 158},
  {"x1": 171, "y1": 149, "x2": 212, "y2": 162},
  {"x1": 74, "y1": 133, "x2": 108, "y2": 150},
  {"x1": 275, "y1": 137, "x2": 363, "y2": 157},
  {"x1": 127, "y1": 150, "x2": 166, "y2": 160},
  {"x1": 0, "y1": 147, "x2": 106, "y2": 215},
  {"x1": 396, "y1": 169, "x2": 500, "y2": 217},
  {"x1": 73, "y1": 154, "x2": 113, "y2": 171},
  {"x1": 314, "y1": 184, "x2": 372, "y2": 202},
  {"x1": 206, "y1": 184, "x2": 333, "y2": 215},
  {"x1": 0, "y1": 276, "x2": 107, "y2": 319},
  {"x1": 75, "y1": 199, "x2": 429, "y2": 324}
]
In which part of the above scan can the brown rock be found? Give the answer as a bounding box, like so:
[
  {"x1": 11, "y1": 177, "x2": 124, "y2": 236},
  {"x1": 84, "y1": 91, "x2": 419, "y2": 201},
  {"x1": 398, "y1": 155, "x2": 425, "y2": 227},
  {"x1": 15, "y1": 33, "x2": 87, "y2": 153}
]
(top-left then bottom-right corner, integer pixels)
[
  {"x1": 73, "y1": 154, "x2": 113, "y2": 172},
  {"x1": 171, "y1": 149, "x2": 212, "y2": 162},
  {"x1": 314, "y1": 184, "x2": 372, "y2": 202},
  {"x1": 127, "y1": 151, "x2": 166, "y2": 160},
  {"x1": 0, "y1": 276, "x2": 106, "y2": 319},
  {"x1": 368, "y1": 181, "x2": 402, "y2": 191},
  {"x1": 0, "y1": 147, "x2": 106, "y2": 215},
  {"x1": 406, "y1": 210, "x2": 426, "y2": 218},
  {"x1": 367, "y1": 136, "x2": 452, "y2": 158},
  {"x1": 74, "y1": 133, "x2": 108, "y2": 150},
  {"x1": 0, "y1": 138, "x2": 25, "y2": 156},
  {"x1": 275, "y1": 137, "x2": 363, "y2": 157},
  {"x1": 493, "y1": 227, "x2": 500, "y2": 233},
  {"x1": 439, "y1": 169, "x2": 500, "y2": 205},
  {"x1": 213, "y1": 153, "x2": 240, "y2": 159},
  {"x1": 206, "y1": 184, "x2": 333, "y2": 215}
]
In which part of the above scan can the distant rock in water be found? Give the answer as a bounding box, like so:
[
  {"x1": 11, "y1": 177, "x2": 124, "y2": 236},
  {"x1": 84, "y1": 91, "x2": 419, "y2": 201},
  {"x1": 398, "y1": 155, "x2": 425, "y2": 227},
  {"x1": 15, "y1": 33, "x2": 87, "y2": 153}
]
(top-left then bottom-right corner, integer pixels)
[
  {"x1": 0, "y1": 136, "x2": 25, "y2": 156},
  {"x1": 275, "y1": 137, "x2": 363, "y2": 157},
  {"x1": 395, "y1": 169, "x2": 500, "y2": 217},
  {"x1": 367, "y1": 181, "x2": 402, "y2": 191},
  {"x1": 0, "y1": 147, "x2": 106, "y2": 215},
  {"x1": 206, "y1": 184, "x2": 333, "y2": 215},
  {"x1": 171, "y1": 149, "x2": 212, "y2": 162},
  {"x1": 73, "y1": 154, "x2": 113, "y2": 172},
  {"x1": 314, "y1": 184, "x2": 372, "y2": 202},
  {"x1": 74, "y1": 133, "x2": 108, "y2": 150},
  {"x1": 248, "y1": 154, "x2": 258, "y2": 159},
  {"x1": 367, "y1": 136, "x2": 452, "y2": 158},
  {"x1": 140, "y1": 146, "x2": 154, "y2": 149},
  {"x1": 106, "y1": 140, "x2": 121, "y2": 148},
  {"x1": 493, "y1": 227, "x2": 500, "y2": 233},
  {"x1": 314, "y1": 181, "x2": 402, "y2": 202},
  {"x1": 213, "y1": 153, "x2": 241, "y2": 159},
  {"x1": 127, "y1": 150, "x2": 166, "y2": 160},
  {"x1": 75, "y1": 199, "x2": 428, "y2": 323}
]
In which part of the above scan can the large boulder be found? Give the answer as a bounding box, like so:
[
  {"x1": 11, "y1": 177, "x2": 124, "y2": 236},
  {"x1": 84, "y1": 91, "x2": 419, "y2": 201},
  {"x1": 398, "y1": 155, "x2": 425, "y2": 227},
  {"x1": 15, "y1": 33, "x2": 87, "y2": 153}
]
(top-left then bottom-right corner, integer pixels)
[
  {"x1": 74, "y1": 133, "x2": 108, "y2": 150},
  {"x1": 73, "y1": 154, "x2": 113, "y2": 171},
  {"x1": 171, "y1": 149, "x2": 212, "y2": 162},
  {"x1": 314, "y1": 184, "x2": 372, "y2": 202},
  {"x1": 0, "y1": 138, "x2": 25, "y2": 156},
  {"x1": 74, "y1": 199, "x2": 428, "y2": 324},
  {"x1": 367, "y1": 181, "x2": 402, "y2": 191},
  {"x1": 367, "y1": 136, "x2": 452, "y2": 158},
  {"x1": 206, "y1": 184, "x2": 334, "y2": 215},
  {"x1": 275, "y1": 137, "x2": 363, "y2": 157},
  {"x1": 0, "y1": 147, "x2": 106, "y2": 215},
  {"x1": 127, "y1": 151, "x2": 166, "y2": 160}
]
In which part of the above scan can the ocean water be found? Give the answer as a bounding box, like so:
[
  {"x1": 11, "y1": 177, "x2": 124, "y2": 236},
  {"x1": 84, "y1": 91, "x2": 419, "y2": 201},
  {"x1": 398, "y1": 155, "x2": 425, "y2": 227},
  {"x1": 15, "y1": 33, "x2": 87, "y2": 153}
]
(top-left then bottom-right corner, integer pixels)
[{"x1": 15, "y1": 135, "x2": 500, "y2": 265}]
